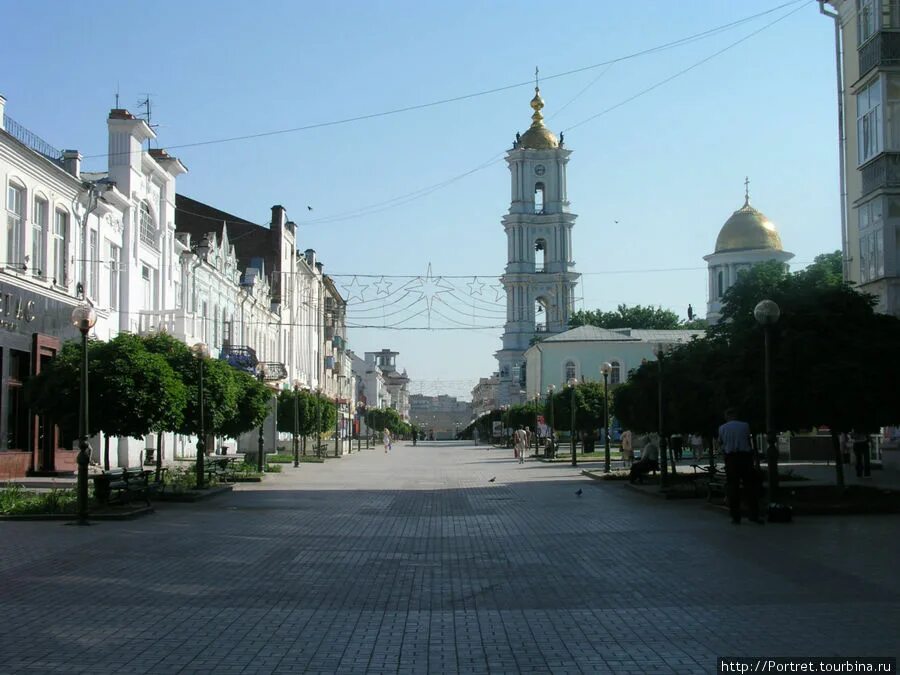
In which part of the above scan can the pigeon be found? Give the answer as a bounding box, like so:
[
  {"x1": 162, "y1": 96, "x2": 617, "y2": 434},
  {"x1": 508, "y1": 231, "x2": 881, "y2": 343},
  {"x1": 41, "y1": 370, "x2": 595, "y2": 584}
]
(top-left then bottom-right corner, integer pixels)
[
  {"x1": 575, "y1": 488, "x2": 583, "y2": 497},
  {"x1": 488, "y1": 477, "x2": 496, "y2": 483}
]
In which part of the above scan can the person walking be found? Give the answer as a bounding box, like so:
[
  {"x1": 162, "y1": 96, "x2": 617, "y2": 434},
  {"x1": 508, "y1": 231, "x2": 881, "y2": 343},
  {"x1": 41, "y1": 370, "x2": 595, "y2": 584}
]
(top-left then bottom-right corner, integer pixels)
[
  {"x1": 383, "y1": 428, "x2": 392, "y2": 453},
  {"x1": 851, "y1": 430, "x2": 871, "y2": 478},
  {"x1": 620, "y1": 429, "x2": 634, "y2": 467},
  {"x1": 513, "y1": 425, "x2": 528, "y2": 464},
  {"x1": 717, "y1": 409, "x2": 761, "y2": 524}
]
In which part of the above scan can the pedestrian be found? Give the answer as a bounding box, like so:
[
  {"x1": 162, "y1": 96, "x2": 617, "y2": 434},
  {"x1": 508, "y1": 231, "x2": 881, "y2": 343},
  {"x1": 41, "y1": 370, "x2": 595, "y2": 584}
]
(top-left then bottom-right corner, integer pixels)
[
  {"x1": 690, "y1": 433, "x2": 705, "y2": 462},
  {"x1": 412, "y1": 429, "x2": 417, "y2": 447},
  {"x1": 629, "y1": 434, "x2": 659, "y2": 483},
  {"x1": 717, "y1": 408, "x2": 762, "y2": 524},
  {"x1": 524, "y1": 426, "x2": 533, "y2": 457},
  {"x1": 473, "y1": 428, "x2": 480, "y2": 446},
  {"x1": 620, "y1": 429, "x2": 634, "y2": 467},
  {"x1": 670, "y1": 434, "x2": 684, "y2": 462},
  {"x1": 513, "y1": 425, "x2": 528, "y2": 464},
  {"x1": 383, "y1": 428, "x2": 392, "y2": 453},
  {"x1": 851, "y1": 430, "x2": 871, "y2": 478}
]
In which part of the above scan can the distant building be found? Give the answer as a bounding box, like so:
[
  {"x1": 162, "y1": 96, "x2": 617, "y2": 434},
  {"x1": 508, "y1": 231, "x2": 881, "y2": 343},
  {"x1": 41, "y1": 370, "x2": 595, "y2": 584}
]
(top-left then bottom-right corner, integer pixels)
[
  {"x1": 471, "y1": 374, "x2": 500, "y2": 418},
  {"x1": 365, "y1": 348, "x2": 410, "y2": 421},
  {"x1": 409, "y1": 394, "x2": 472, "y2": 440}
]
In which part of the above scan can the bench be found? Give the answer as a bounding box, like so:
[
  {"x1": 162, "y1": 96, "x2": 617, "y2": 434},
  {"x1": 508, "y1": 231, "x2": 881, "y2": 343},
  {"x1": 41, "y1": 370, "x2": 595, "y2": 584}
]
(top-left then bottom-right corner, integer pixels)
[
  {"x1": 204, "y1": 455, "x2": 241, "y2": 483},
  {"x1": 92, "y1": 468, "x2": 164, "y2": 506}
]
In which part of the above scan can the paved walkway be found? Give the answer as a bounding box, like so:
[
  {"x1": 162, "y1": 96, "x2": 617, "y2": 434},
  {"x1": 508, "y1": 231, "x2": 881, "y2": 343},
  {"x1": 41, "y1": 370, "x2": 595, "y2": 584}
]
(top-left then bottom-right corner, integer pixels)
[{"x1": 0, "y1": 442, "x2": 897, "y2": 674}]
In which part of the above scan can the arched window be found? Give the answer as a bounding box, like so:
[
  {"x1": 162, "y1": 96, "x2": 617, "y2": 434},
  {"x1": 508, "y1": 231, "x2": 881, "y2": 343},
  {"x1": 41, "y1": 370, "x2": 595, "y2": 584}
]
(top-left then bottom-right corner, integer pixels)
[
  {"x1": 534, "y1": 298, "x2": 547, "y2": 332},
  {"x1": 534, "y1": 182, "x2": 545, "y2": 214},
  {"x1": 534, "y1": 238, "x2": 546, "y2": 272},
  {"x1": 610, "y1": 360, "x2": 621, "y2": 385},
  {"x1": 139, "y1": 201, "x2": 156, "y2": 248},
  {"x1": 565, "y1": 360, "x2": 576, "y2": 381},
  {"x1": 717, "y1": 270, "x2": 724, "y2": 298},
  {"x1": 6, "y1": 182, "x2": 25, "y2": 266}
]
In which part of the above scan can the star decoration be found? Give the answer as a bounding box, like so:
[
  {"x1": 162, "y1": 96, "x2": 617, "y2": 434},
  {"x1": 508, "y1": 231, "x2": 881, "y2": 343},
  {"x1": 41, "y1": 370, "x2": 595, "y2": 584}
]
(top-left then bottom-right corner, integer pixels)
[
  {"x1": 467, "y1": 276, "x2": 485, "y2": 296},
  {"x1": 411, "y1": 263, "x2": 455, "y2": 326},
  {"x1": 373, "y1": 276, "x2": 392, "y2": 296},
  {"x1": 492, "y1": 283, "x2": 506, "y2": 302},
  {"x1": 341, "y1": 276, "x2": 369, "y2": 304}
]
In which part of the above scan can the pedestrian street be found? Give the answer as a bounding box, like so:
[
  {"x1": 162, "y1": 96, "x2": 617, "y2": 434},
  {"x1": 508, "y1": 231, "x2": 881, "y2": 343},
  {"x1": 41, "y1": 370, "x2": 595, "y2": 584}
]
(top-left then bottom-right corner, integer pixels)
[{"x1": 0, "y1": 442, "x2": 897, "y2": 674}]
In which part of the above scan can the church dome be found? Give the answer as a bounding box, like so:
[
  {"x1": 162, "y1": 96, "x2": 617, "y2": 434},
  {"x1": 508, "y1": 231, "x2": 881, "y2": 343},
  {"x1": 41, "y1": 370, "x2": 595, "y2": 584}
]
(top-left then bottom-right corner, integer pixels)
[
  {"x1": 518, "y1": 87, "x2": 558, "y2": 150},
  {"x1": 714, "y1": 196, "x2": 783, "y2": 253}
]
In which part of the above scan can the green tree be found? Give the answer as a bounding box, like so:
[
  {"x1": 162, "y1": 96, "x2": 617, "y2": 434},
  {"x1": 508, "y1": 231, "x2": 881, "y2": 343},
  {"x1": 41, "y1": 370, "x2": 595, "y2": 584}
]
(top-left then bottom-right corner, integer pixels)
[
  {"x1": 570, "y1": 304, "x2": 682, "y2": 330},
  {"x1": 221, "y1": 371, "x2": 271, "y2": 440}
]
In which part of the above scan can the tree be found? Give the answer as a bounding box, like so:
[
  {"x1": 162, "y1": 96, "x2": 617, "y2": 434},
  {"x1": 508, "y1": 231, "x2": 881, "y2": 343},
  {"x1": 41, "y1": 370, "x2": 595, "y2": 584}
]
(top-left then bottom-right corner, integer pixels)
[
  {"x1": 544, "y1": 381, "x2": 608, "y2": 452},
  {"x1": 570, "y1": 304, "x2": 682, "y2": 330},
  {"x1": 221, "y1": 371, "x2": 270, "y2": 440}
]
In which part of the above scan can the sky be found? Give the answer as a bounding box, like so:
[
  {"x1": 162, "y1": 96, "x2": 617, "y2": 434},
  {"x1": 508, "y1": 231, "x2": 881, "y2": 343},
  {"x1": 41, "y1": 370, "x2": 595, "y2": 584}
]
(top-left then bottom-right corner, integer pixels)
[{"x1": 1, "y1": 0, "x2": 841, "y2": 400}]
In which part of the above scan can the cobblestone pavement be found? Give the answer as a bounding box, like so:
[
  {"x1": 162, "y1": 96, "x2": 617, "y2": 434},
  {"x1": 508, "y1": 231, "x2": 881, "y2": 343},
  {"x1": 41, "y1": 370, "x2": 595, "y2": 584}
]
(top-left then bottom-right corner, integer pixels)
[{"x1": 0, "y1": 442, "x2": 897, "y2": 674}]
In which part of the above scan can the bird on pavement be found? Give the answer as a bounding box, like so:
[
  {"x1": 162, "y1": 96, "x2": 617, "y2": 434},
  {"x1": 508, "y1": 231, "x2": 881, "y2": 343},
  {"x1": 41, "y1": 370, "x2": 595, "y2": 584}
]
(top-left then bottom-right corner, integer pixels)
[
  {"x1": 575, "y1": 488, "x2": 583, "y2": 497},
  {"x1": 488, "y1": 477, "x2": 496, "y2": 483}
]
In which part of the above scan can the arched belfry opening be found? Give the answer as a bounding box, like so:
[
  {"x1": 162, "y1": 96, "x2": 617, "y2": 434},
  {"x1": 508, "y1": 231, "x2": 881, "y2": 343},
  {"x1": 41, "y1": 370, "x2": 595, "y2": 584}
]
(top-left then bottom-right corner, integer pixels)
[
  {"x1": 534, "y1": 238, "x2": 546, "y2": 272},
  {"x1": 534, "y1": 297, "x2": 549, "y2": 332},
  {"x1": 534, "y1": 182, "x2": 545, "y2": 214}
]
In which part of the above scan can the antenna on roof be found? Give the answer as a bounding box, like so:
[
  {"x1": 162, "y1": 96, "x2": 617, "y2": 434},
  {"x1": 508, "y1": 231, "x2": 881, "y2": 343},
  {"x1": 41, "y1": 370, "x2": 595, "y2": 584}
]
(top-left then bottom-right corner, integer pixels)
[
  {"x1": 115, "y1": 82, "x2": 120, "y2": 109},
  {"x1": 136, "y1": 94, "x2": 159, "y2": 150}
]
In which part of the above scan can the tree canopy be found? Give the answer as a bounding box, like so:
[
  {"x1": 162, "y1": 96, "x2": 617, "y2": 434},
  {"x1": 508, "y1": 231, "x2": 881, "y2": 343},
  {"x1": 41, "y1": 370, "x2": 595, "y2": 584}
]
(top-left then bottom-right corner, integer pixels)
[{"x1": 570, "y1": 304, "x2": 686, "y2": 330}]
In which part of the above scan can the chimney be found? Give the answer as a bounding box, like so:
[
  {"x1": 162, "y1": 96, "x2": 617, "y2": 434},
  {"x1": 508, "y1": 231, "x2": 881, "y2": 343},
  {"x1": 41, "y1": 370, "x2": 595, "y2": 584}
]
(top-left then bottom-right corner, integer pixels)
[
  {"x1": 304, "y1": 248, "x2": 316, "y2": 267},
  {"x1": 285, "y1": 220, "x2": 296, "y2": 233},
  {"x1": 0, "y1": 95, "x2": 5, "y2": 130},
  {"x1": 315, "y1": 262, "x2": 324, "y2": 274},
  {"x1": 62, "y1": 150, "x2": 81, "y2": 179},
  {"x1": 271, "y1": 205, "x2": 286, "y2": 231}
]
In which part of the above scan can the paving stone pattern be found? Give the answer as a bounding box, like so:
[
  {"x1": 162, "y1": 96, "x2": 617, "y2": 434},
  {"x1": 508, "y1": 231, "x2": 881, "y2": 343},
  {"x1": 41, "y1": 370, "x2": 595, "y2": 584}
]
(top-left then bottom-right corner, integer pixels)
[{"x1": 0, "y1": 443, "x2": 897, "y2": 674}]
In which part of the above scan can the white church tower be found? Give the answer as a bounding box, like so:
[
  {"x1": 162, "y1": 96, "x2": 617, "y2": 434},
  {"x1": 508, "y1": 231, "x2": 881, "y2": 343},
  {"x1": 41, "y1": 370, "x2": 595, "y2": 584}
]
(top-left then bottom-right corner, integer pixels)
[
  {"x1": 704, "y1": 180, "x2": 794, "y2": 323},
  {"x1": 496, "y1": 77, "x2": 580, "y2": 405}
]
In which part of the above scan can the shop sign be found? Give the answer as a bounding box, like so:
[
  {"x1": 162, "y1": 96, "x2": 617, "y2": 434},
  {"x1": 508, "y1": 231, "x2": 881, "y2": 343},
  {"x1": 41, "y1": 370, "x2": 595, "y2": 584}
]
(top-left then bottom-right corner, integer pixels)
[{"x1": 0, "y1": 285, "x2": 37, "y2": 331}]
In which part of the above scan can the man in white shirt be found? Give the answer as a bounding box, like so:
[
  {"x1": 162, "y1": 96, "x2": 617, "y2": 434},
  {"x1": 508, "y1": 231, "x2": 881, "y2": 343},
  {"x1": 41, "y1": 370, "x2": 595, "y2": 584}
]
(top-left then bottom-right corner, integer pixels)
[{"x1": 718, "y1": 409, "x2": 761, "y2": 524}]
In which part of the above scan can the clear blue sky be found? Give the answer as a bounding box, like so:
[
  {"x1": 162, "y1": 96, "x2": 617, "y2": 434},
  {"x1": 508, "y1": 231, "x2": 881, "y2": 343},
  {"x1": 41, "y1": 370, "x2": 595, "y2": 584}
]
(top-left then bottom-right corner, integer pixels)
[{"x1": 2, "y1": 0, "x2": 839, "y2": 400}]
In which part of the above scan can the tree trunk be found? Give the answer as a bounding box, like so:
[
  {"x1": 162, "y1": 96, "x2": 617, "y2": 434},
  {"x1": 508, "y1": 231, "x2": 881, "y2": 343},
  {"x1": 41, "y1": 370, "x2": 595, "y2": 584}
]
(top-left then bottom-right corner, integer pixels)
[
  {"x1": 155, "y1": 432, "x2": 163, "y2": 482},
  {"x1": 104, "y1": 435, "x2": 110, "y2": 471},
  {"x1": 830, "y1": 429, "x2": 845, "y2": 489}
]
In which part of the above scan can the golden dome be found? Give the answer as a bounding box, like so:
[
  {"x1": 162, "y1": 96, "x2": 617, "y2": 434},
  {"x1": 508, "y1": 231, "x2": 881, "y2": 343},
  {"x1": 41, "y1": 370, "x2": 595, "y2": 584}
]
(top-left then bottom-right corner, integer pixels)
[
  {"x1": 715, "y1": 198, "x2": 783, "y2": 253},
  {"x1": 518, "y1": 86, "x2": 558, "y2": 150}
]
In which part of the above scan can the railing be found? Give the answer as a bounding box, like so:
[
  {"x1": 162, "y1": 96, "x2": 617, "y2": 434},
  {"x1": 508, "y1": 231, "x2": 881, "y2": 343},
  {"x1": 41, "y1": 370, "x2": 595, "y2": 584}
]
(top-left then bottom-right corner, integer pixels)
[
  {"x1": 534, "y1": 264, "x2": 545, "y2": 273},
  {"x1": 136, "y1": 310, "x2": 196, "y2": 341},
  {"x1": 2, "y1": 114, "x2": 64, "y2": 166},
  {"x1": 858, "y1": 30, "x2": 900, "y2": 79},
  {"x1": 861, "y1": 152, "x2": 900, "y2": 196},
  {"x1": 220, "y1": 345, "x2": 258, "y2": 373}
]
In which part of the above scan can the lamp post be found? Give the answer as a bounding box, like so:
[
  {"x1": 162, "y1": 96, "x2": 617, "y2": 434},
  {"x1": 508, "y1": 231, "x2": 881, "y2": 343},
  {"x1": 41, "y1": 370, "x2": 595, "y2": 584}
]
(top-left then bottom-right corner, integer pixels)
[
  {"x1": 754, "y1": 299, "x2": 782, "y2": 510},
  {"x1": 600, "y1": 362, "x2": 612, "y2": 473},
  {"x1": 292, "y1": 379, "x2": 301, "y2": 468},
  {"x1": 191, "y1": 342, "x2": 209, "y2": 489},
  {"x1": 547, "y1": 384, "x2": 556, "y2": 457},
  {"x1": 567, "y1": 377, "x2": 578, "y2": 467},
  {"x1": 256, "y1": 365, "x2": 265, "y2": 473},
  {"x1": 71, "y1": 304, "x2": 96, "y2": 525},
  {"x1": 533, "y1": 395, "x2": 540, "y2": 457},
  {"x1": 315, "y1": 389, "x2": 321, "y2": 459},
  {"x1": 654, "y1": 344, "x2": 668, "y2": 488}
]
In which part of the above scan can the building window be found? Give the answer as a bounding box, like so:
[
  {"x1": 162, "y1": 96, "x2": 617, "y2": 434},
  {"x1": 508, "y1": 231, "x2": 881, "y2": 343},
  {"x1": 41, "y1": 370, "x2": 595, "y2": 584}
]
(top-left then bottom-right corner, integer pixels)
[
  {"x1": 142, "y1": 264, "x2": 152, "y2": 308},
  {"x1": 535, "y1": 238, "x2": 546, "y2": 272},
  {"x1": 565, "y1": 360, "x2": 576, "y2": 381},
  {"x1": 108, "y1": 242, "x2": 121, "y2": 310},
  {"x1": 6, "y1": 183, "x2": 24, "y2": 267},
  {"x1": 858, "y1": 78, "x2": 883, "y2": 165},
  {"x1": 88, "y1": 230, "x2": 98, "y2": 298},
  {"x1": 610, "y1": 361, "x2": 621, "y2": 385},
  {"x1": 717, "y1": 270, "x2": 724, "y2": 298},
  {"x1": 534, "y1": 182, "x2": 545, "y2": 214},
  {"x1": 32, "y1": 196, "x2": 47, "y2": 276},
  {"x1": 138, "y1": 202, "x2": 156, "y2": 248},
  {"x1": 6, "y1": 349, "x2": 29, "y2": 451},
  {"x1": 53, "y1": 210, "x2": 68, "y2": 285},
  {"x1": 858, "y1": 0, "x2": 878, "y2": 44}
]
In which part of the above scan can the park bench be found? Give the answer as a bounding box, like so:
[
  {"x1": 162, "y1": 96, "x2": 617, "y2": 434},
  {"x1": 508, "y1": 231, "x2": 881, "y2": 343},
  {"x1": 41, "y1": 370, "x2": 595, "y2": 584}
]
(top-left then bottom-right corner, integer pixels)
[
  {"x1": 204, "y1": 455, "x2": 242, "y2": 483},
  {"x1": 691, "y1": 464, "x2": 727, "y2": 504},
  {"x1": 91, "y1": 467, "x2": 165, "y2": 506}
]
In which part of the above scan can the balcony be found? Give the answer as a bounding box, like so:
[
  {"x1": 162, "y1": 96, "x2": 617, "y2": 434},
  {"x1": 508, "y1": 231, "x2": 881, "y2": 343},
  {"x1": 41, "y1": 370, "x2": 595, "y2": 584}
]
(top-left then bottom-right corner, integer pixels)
[
  {"x1": 860, "y1": 151, "x2": 900, "y2": 196},
  {"x1": 858, "y1": 31, "x2": 900, "y2": 80},
  {"x1": 2, "y1": 114, "x2": 64, "y2": 166},
  {"x1": 220, "y1": 345, "x2": 258, "y2": 373}
]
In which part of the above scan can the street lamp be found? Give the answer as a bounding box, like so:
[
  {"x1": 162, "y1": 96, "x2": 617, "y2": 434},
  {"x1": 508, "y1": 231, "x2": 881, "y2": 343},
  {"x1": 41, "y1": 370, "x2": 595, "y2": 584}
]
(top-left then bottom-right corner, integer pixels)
[
  {"x1": 754, "y1": 299, "x2": 783, "y2": 515},
  {"x1": 600, "y1": 362, "x2": 612, "y2": 473},
  {"x1": 191, "y1": 342, "x2": 209, "y2": 489},
  {"x1": 292, "y1": 379, "x2": 301, "y2": 468},
  {"x1": 71, "y1": 304, "x2": 96, "y2": 525},
  {"x1": 547, "y1": 384, "x2": 556, "y2": 457},
  {"x1": 567, "y1": 377, "x2": 578, "y2": 467},
  {"x1": 256, "y1": 364, "x2": 266, "y2": 473},
  {"x1": 654, "y1": 344, "x2": 669, "y2": 488},
  {"x1": 315, "y1": 388, "x2": 321, "y2": 459}
]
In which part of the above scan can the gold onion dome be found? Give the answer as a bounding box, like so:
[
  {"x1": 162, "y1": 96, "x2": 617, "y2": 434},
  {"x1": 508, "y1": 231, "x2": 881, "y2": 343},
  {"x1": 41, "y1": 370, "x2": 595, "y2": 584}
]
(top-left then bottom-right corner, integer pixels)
[
  {"x1": 714, "y1": 192, "x2": 783, "y2": 253},
  {"x1": 518, "y1": 86, "x2": 558, "y2": 150}
]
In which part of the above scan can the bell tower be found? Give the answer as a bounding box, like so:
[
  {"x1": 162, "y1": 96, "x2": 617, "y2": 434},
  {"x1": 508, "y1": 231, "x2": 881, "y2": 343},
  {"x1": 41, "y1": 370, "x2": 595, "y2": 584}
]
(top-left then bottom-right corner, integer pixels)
[{"x1": 496, "y1": 75, "x2": 580, "y2": 405}]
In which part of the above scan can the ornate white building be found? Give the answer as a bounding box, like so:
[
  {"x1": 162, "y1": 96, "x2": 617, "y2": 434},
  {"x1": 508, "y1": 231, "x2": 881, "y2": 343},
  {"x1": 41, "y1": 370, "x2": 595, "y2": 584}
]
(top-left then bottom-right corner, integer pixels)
[
  {"x1": 704, "y1": 184, "x2": 794, "y2": 323},
  {"x1": 496, "y1": 83, "x2": 579, "y2": 406}
]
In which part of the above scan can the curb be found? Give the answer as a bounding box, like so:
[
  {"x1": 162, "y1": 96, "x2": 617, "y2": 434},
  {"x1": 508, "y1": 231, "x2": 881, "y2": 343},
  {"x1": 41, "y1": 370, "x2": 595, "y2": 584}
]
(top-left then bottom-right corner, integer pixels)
[
  {"x1": 153, "y1": 485, "x2": 233, "y2": 502},
  {"x1": 0, "y1": 505, "x2": 154, "y2": 521}
]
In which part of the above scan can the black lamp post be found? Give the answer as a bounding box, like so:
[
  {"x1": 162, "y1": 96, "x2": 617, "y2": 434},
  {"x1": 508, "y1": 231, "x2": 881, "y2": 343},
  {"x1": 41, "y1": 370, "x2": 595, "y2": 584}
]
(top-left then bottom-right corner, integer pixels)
[
  {"x1": 754, "y1": 299, "x2": 783, "y2": 515},
  {"x1": 654, "y1": 344, "x2": 668, "y2": 488},
  {"x1": 600, "y1": 362, "x2": 612, "y2": 473},
  {"x1": 292, "y1": 379, "x2": 301, "y2": 468},
  {"x1": 547, "y1": 384, "x2": 555, "y2": 456},
  {"x1": 356, "y1": 403, "x2": 363, "y2": 452},
  {"x1": 567, "y1": 378, "x2": 578, "y2": 467},
  {"x1": 71, "y1": 304, "x2": 96, "y2": 525},
  {"x1": 191, "y1": 342, "x2": 209, "y2": 489},
  {"x1": 315, "y1": 389, "x2": 321, "y2": 458},
  {"x1": 257, "y1": 365, "x2": 265, "y2": 473}
]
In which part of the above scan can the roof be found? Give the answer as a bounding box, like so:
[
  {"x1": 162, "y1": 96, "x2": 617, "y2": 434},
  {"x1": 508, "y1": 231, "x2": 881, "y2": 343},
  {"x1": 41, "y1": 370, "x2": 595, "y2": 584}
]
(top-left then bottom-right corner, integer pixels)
[
  {"x1": 542, "y1": 325, "x2": 704, "y2": 343},
  {"x1": 714, "y1": 199, "x2": 783, "y2": 253},
  {"x1": 175, "y1": 193, "x2": 276, "y2": 277}
]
